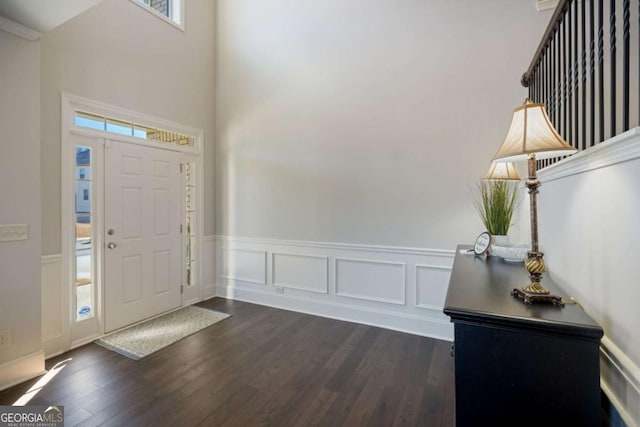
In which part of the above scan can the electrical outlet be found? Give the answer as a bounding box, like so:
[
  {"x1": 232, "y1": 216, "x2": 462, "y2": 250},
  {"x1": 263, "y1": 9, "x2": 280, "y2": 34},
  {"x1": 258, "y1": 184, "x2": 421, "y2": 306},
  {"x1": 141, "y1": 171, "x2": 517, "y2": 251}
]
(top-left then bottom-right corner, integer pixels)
[{"x1": 0, "y1": 329, "x2": 10, "y2": 348}]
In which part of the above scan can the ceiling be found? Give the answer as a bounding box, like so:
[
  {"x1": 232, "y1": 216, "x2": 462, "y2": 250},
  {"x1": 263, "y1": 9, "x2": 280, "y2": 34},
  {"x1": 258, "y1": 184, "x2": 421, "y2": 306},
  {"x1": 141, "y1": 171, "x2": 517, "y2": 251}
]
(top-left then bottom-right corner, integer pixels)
[{"x1": 0, "y1": 0, "x2": 105, "y2": 34}]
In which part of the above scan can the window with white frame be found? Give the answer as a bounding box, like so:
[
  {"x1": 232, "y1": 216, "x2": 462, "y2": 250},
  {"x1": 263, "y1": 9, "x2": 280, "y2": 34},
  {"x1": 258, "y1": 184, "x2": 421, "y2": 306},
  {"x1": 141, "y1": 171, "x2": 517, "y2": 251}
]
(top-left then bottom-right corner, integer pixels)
[
  {"x1": 74, "y1": 111, "x2": 195, "y2": 148},
  {"x1": 131, "y1": 0, "x2": 183, "y2": 29}
]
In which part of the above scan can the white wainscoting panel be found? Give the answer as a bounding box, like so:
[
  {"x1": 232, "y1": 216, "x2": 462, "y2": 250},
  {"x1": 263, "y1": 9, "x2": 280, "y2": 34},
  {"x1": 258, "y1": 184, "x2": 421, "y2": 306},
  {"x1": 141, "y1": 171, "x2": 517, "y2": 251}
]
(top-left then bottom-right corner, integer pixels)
[
  {"x1": 415, "y1": 265, "x2": 452, "y2": 310},
  {"x1": 533, "y1": 126, "x2": 640, "y2": 426},
  {"x1": 215, "y1": 236, "x2": 455, "y2": 340},
  {"x1": 202, "y1": 235, "x2": 216, "y2": 299},
  {"x1": 221, "y1": 248, "x2": 267, "y2": 285},
  {"x1": 335, "y1": 258, "x2": 405, "y2": 305},
  {"x1": 600, "y1": 336, "x2": 640, "y2": 427},
  {"x1": 272, "y1": 253, "x2": 328, "y2": 293},
  {"x1": 41, "y1": 254, "x2": 67, "y2": 358}
]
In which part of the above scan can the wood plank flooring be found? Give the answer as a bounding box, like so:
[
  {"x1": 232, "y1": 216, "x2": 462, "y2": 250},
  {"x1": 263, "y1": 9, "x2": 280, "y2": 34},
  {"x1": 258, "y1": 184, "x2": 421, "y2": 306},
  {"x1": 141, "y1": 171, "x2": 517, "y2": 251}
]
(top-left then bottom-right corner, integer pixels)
[{"x1": 0, "y1": 298, "x2": 455, "y2": 426}]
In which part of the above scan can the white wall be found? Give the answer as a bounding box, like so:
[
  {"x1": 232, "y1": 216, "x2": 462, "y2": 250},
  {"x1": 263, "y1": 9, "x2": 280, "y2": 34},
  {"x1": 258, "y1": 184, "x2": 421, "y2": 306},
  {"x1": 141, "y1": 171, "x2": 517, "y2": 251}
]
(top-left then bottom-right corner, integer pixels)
[
  {"x1": 214, "y1": 1, "x2": 551, "y2": 339},
  {"x1": 215, "y1": 0, "x2": 551, "y2": 249},
  {"x1": 533, "y1": 129, "x2": 640, "y2": 426},
  {"x1": 40, "y1": 0, "x2": 216, "y2": 256},
  {"x1": 0, "y1": 30, "x2": 44, "y2": 387}
]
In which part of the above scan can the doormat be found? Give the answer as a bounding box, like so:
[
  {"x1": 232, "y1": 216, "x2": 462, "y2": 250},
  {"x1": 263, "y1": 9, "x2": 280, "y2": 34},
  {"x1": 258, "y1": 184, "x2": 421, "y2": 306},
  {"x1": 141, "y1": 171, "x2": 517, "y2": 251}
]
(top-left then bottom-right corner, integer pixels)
[{"x1": 94, "y1": 306, "x2": 230, "y2": 360}]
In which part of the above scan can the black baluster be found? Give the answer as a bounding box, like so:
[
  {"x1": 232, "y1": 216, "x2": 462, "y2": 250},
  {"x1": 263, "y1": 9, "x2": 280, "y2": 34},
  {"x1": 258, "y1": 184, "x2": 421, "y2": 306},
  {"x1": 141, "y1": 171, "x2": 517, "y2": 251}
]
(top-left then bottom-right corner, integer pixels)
[
  {"x1": 546, "y1": 45, "x2": 550, "y2": 113},
  {"x1": 568, "y1": 4, "x2": 573, "y2": 145},
  {"x1": 532, "y1": 66, "x2": 540, "y2": 102},
  {"x1": 610, "y1": 0, "x2": 616, "y2": 138},
  {"x1": 590, "y1": 0, "x2": 595, "y2": 148},
  {"x1": 581, "y1": 0, "x2": 587, "y2": 151},
  {"x1": 563, "y1": 15, "x2": 568, "y2": 140},
  {"x1": 556, "y1": 21, "x2": 560, "y2": 143},
  {"x1": 574, "y1": 0, "x2": 579, "y2": 149},
  {"x1": 551, "y1": 37, "x2": 555, "y2": 122},
  {"x1": 622, "y1": 0, "x2": 629, "y2": 131},
  {"x1": 538, "y1": 63, "x2": 542, "y2": 102},
  {"x1": 551, "y1": 36, "x2": 555, "y2": 121},
  {"x1": 538, "y1": 62, "x2": 542, "y2": 102},
  {"x1": 598, "y1": 0, "x2": 604, "y2": 143}
]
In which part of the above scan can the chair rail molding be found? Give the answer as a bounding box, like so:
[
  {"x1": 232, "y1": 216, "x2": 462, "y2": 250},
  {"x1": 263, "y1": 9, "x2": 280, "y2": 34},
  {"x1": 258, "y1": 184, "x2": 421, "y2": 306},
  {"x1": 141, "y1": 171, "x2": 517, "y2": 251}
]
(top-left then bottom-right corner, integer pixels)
[
  {"x1": 539, "y1": 126, "x2": 640, "y2": 183},
  {"x1": 215, "y1": 235, "x2": 455, "y2": 341}
]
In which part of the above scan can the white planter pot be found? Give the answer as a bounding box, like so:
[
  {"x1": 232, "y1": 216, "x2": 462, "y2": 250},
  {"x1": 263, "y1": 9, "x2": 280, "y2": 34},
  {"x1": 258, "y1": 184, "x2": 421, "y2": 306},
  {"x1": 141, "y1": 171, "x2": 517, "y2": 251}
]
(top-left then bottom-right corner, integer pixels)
[{"x1": 490, "y1": 234, "x2": 529, "y2": 262}]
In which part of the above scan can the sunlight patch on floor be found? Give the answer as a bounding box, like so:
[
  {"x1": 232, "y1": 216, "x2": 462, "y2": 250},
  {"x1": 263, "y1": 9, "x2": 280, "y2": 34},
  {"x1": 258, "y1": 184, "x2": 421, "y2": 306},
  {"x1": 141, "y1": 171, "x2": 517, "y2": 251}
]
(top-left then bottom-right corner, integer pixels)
[{"x1": 13, "y1": 359, "x2": 72, "y2": 406}]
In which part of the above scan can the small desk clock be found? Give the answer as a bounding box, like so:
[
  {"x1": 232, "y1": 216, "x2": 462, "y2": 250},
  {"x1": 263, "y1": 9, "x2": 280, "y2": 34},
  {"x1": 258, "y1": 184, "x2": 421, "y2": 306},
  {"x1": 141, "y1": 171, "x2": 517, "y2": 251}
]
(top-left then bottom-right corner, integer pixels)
[{"x1": 473, "y1": 232, "x2": 491, "y2": 256}]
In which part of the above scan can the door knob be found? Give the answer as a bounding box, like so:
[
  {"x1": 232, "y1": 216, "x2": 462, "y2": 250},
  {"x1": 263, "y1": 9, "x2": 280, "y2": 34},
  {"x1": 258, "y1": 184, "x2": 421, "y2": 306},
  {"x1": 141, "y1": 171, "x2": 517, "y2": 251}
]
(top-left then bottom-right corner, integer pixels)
[{"x1": 107, "y1": 242, "x2": 117, "y2": 249}]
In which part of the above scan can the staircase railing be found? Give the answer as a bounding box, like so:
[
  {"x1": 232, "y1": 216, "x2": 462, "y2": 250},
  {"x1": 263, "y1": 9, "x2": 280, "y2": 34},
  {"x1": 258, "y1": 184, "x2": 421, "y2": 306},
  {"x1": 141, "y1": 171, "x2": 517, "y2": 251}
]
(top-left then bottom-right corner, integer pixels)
[{"x1": 522, "y1": 0, "x2": 640, "y2": 168}]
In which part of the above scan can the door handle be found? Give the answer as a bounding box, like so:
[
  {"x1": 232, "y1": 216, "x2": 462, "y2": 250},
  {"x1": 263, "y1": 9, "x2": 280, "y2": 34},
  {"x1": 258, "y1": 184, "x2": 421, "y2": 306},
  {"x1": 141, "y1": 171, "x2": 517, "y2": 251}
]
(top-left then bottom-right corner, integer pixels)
[{"x1": 107, "y1": 242, "x2": 117, "y2": 249}]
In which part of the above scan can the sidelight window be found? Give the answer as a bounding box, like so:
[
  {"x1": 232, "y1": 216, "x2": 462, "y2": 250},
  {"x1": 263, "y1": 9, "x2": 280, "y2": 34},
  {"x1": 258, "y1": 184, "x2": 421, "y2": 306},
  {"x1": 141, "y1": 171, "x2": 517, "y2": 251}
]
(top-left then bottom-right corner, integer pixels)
[{"x1": 75, "y1": 146, "x2": 94, "y2": 320}]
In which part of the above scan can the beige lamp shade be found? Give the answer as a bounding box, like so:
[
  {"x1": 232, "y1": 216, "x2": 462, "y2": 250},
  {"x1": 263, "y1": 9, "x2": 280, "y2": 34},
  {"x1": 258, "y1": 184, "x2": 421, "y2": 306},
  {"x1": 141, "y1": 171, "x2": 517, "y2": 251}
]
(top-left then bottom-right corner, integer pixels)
[
  {"x1": 483, "y1": 162, "x2": 521, "y2": 180},
  {"x1": 493, "y1": 99, "x2": 577, "y2": 162}
]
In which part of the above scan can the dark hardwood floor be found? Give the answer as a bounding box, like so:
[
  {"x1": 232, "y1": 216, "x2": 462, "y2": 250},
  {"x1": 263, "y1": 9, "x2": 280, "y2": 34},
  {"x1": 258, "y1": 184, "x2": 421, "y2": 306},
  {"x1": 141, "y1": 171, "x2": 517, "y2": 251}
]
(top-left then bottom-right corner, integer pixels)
[{"x1": 0, "y1": 298, "x2": 455, "y2": 426}]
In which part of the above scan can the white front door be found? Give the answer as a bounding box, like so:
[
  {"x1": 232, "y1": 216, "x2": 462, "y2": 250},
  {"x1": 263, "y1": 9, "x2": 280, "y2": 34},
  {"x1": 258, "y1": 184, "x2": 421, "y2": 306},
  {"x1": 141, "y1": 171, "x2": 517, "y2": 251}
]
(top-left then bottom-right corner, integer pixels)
[{"x1": 104, "y1": 141, "x2": 182, "y2": 332}]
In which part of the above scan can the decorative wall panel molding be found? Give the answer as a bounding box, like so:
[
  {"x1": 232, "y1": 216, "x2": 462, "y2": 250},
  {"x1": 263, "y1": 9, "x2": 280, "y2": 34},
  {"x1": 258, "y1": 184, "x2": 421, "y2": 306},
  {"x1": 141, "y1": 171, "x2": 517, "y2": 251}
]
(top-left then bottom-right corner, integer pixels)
[
  {"x1": 221, "y1": 248, "x2": 267, "y2": 285},
  {"x1": 415, "y1": 264, "x2": 452, "y2": 310},
  {"x1": 272, "y1": 252, "x2": 328, "y2": 294},
  {"x1": 215, "y1": 235, "x2": 454, "y2": 340},
  {"x1": 334, "y1": 258, "x2": 406, "y2": 305}
]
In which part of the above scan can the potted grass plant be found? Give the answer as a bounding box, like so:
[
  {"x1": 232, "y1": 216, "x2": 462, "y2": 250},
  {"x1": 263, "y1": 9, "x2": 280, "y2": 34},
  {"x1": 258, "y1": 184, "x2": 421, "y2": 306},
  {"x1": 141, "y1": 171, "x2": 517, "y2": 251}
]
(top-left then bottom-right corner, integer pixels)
[{"x1": 473, "y1": 180, "x2": 518, "y2": 244}]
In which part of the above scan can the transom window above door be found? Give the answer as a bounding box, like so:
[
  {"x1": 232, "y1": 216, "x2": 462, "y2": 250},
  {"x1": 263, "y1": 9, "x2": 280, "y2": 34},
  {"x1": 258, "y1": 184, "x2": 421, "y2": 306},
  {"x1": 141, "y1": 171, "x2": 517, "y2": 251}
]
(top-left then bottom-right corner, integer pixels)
[{"x1": 74, "y1": 111, "x2": 194, "y2": 148}]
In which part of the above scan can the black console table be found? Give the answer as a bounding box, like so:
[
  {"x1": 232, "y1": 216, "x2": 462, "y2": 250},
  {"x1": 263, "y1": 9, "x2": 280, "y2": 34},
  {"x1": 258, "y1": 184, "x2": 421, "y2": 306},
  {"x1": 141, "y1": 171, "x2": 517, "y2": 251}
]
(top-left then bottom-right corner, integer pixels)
[{"x1": 444, "y1": 246, "x2": 603, "y2": 427}]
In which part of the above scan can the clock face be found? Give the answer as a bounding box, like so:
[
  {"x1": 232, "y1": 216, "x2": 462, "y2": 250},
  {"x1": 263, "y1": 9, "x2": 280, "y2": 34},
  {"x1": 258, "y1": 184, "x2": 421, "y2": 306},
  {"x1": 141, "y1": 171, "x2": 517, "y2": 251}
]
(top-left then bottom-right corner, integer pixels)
[{"x1": 474, "y1": 232, "x2": 492, "y2": 256}]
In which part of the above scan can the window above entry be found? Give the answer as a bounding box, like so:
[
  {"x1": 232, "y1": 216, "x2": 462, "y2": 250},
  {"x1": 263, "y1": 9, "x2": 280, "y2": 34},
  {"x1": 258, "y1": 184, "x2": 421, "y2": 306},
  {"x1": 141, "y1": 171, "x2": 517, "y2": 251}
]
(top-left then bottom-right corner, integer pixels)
[
  {"x1": 130, "y1": 0, "x2": 184, "y2": 31},
  {"x1": 74, "y1": 111, "x2": 195, "y2": 148}
]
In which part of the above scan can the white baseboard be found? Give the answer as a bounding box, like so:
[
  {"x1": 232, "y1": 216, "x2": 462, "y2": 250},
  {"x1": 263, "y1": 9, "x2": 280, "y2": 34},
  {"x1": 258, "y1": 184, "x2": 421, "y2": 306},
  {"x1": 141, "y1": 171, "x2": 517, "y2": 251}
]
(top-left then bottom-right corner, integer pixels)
[
  {"x1": 601, "y1": 336, "x2": 640, "y2": 427},
  {"x1": 215, "y1": 235, "x2": 454, "y2": 341},
  {"x1": 216, "y1": 284, "x2": 453, "y2": 341},
  {"x1": 0, "y1": 351, "x2": 45, "y2": 392},
  {"x1": 203, "y1": 284, "x2": 217, "y2": 300}
]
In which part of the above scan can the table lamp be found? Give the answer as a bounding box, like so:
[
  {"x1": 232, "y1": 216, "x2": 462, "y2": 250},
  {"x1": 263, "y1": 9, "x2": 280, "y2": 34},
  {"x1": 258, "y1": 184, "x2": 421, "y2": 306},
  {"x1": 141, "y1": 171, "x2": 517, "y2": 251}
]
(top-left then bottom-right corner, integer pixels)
[
  {"x1": 483, "y1": 162, "x2": 521, "y2": 181},
  {"x1": 492, "y1": 99, "x2": 576, "y2": 305}
]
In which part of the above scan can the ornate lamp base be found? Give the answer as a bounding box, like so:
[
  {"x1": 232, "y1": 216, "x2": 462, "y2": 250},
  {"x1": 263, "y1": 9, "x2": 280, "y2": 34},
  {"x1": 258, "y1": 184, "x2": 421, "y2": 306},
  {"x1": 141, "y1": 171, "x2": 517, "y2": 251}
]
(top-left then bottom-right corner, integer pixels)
[
  {"x1": 511, "y1": 251, "x2": 564, "y2": 306},
  {"x1": 511, "y1": 286, "x2": 564, "y2": 306}
]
